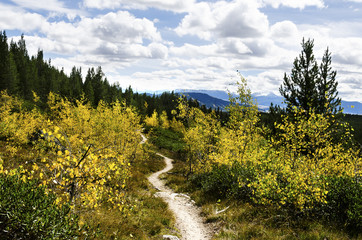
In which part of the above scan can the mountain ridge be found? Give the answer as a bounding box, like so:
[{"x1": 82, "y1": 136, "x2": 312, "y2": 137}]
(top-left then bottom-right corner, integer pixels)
[{"x1": 175, "y1": 90, "x2": 362, "y2": 115}]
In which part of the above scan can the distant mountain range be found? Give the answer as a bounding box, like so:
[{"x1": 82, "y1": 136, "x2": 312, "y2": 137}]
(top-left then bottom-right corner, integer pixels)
[
  {"x1": 180, "y1": 92, "x2": 230, "y2": 110},
  {"x1": 175, "y1": 89, "x2": 362, "y2": 115}
]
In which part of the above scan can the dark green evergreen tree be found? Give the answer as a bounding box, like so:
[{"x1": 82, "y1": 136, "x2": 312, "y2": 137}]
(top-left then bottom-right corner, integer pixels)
[
  {"x1": 316, "y1": 48, "x2": 341, "y2": 114},
  {"x1": 8, "y1": 51, "x2": 19, "y2": 94},
  {"x1": 84, "y1": 68, "x2": 95, "y2": 105},
  {"x1": 93, "y1": 66, "x2": 105, "y2": 105},
  {"x1": 10, "y1": 35, "x2": 33, "y2": 100},
  {"x1": 280, "y1": 38, "x2": 341, "y2": 116},
  {"x1": 35, "y1": 49, "x2": 47, "y2": 98},
  {"x1": 0, "y1": 31, "x2": 10, "y2": 91},
  {"x1": 69, "y1": 66, "x2": 83, "y2": 99},
  {"x1": 0, "y1": 31, "x2": 18, "y2": 94}
]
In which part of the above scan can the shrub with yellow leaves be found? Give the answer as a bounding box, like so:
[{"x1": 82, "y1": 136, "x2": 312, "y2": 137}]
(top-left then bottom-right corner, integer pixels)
[
  {"x1": 177, "y1": 97, "x2": 221, "y2": 174},
  {"x1": 0, "y1": 91, "x2": 43, "y2": 146},
  {"x1": 33, "y1": 93, "x2": 141, "y2": 211},
  {"x1": 0, "y1": 91, "x2": 141, "y2": 213},
  {"x1": 178, "y1": 76, "x2": 361, "y2": 214},
  {"x1": 253, "y1": 107, "x2": 361, "y2": 210},
  {"x1": 144, "y1": 110, "x2": 159, "y2": 127}
]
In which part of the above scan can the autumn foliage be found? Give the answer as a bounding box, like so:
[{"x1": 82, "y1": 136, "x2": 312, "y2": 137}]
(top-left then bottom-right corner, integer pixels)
[
  {"x1": 0, "y1": 91, "x2": 141, "y2": 212},
  {"x1": 177, "y1": 76, "x2": 361, "y2": 223}
]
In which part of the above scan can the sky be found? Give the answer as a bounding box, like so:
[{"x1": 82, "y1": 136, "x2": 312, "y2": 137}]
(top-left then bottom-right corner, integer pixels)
[{"x1": 1, "y1": 0, "x2": 361, "y2": 102}]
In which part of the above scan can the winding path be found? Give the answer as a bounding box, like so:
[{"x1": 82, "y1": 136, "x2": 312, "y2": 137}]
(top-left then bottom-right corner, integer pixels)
[{"x1": 147, "y1": 152, "x2": 212, "y2": 240}]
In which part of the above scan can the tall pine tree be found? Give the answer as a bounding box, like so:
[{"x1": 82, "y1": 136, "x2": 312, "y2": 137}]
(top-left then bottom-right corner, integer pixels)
[
  {"x1": 316, "y1": 48, "x2": 341, "y2": 114},
  {"x1": 0, "y1": 31, "x2": 10, "y2": 91},
  {"x1": 280, "y1": 38, "x2": 341, "y2": 116}
]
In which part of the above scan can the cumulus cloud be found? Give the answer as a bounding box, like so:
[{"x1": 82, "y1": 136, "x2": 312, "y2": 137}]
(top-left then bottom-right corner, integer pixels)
[
  {"x1": 174, "y1": 2, "x2": 215, "y2": 40},
  {"x1": 20, "y1": 10, "x2": 167, "y2": 60},
  {"x1": 0, "y1": 3, "x2": 47, "y2": 32},
  {"x1": 270, "y1": 21, "x2": 299, "y2": 39},
  {"x1": 86, "y1": 11, "x2": 161, "y2": 44},
  {"x1": 217, "y1": 38, "x2": 252, "y2": 55},
  {"x1": 175, "y1": 0, "x2": 268, "y2": 40},
  {"x1": 214, "y1": 1, "x2": 268, "y2": 38}
]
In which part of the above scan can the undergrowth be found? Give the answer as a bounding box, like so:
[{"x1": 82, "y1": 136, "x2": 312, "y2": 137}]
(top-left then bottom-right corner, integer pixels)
[
  {"x1": 163, "y1": 157, "x2": 361, "y2": 240},
  {"x1": 78, "y1": 146, "x2": 178, "y2": 239},
  {"x1": 0, "y1": 139, "x2": 177, "y2": 239}
]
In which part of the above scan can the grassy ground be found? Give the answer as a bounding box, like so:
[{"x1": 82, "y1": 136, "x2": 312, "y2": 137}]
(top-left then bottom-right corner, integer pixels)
[{"x1": 79, "y1": 146, "x2": 179, "y2": 239}]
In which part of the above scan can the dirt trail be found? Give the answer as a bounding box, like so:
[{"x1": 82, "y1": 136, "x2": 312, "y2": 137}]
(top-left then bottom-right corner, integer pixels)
[{"x1": 147, "y1": 153, "x2": 212, "y2": 240}]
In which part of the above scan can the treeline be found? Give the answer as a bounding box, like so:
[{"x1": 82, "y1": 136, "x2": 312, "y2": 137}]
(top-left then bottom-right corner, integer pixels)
[{"x1": 0, "y1": 31, "x2": 227, "y2": 121}]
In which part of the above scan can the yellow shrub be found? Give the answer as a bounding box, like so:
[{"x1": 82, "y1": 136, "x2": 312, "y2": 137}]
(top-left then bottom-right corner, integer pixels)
[{"x1": 144, "y1": 110, "x2": 159, "y2": 127}]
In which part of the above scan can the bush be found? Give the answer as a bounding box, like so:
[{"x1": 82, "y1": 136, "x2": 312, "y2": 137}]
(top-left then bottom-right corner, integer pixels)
[
  {"x1": 192, "y1": 163, "x2": 254, "y2": 201},
  {"x1": 324, "y1": 175, "x2": 362, "y2": 235},
  {"x1": 0, "y1": 174, "x2": 82, "y2": 239},
  {"x1": 149, "y1": 127, "x2": 186, "y2": 155}
]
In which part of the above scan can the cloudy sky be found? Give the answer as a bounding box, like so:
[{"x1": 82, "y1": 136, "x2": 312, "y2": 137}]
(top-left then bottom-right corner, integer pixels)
[{"x1": 1, "y1": 0, "x2": 361, "y2": 102}]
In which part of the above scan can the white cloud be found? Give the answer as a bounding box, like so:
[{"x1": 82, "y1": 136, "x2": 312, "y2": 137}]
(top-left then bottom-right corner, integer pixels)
[
  {"x1": 84, "y1": 11, "x2": 162, "y2": 43},
  {"x1": 174, "y1": 2, "x2": 215, "y2": 40},
  {"x1": 82, "y1": 0, "x2": 195, "y2": 12},
  {"x1": 4, "y1": 7, "x2": 168, "y2": 79},
  {"x1": 217, "y1": 38, "x2": 252, "y2": 55},
  {"x1": 175, "y1": 0, "x2": 268, "y2": 40},
  {"x1": 344, "y1": 0, "x2": 362, "y2": 2},
  {"x1": 10, "y1": 0, "x2": 80, "y2": 19},
  {"x1": 262, "y1": 0, "x2": 325, "y2": 9},
  {"x1": 270, "y1": 21, "x2": 299, "y2": 39},
  {"x1": 149, "y1": 42, "x2": 168, "y2": 59},
  {"x1": 0, "y1": 3, "x2": 47, "y2": 32},
  {"x1": 246, "y1": 70, "x2": 285, "y2": 95},
  {"x1": 170, "y1": 43, "x2": 219, "y2": 58},
  {"x1": 214, "y1": 1, "x2": 268, "y2": 38},
  {"x1": 11, "y1": 0, "x2": 64, "y2": 11},
  {"x1": 23, "y1": 10, "x2": 165, "y2": 59},
  {"x1": 331, "y1": 38, "x2": 362, "y2": 66},
  {"x1": 118, "y1": 67, "x2": 236, "y2": 92}
]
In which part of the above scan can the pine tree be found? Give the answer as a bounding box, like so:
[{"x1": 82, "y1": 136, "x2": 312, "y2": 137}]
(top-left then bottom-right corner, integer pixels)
[
  {"x1": 69, "y1": 66, "x2": 83, "y2": 99},
  {"x1": 93, "y1": 66, "x2": 105, "y2": 106},
  {"x1": 316, "y1": 48, "x2": 341, "y2": 114},
  {"x1": 0, "y1": 31, "x2": 10, "y2": 91},
  {"x1": 84, "y1": 68, "x2": 95, "y2": 105},
  {"x1": 10, "y1": 35, "x2": 33, "y2": 100},
  {"x1": 8, "y1": 51, "x2": 20, "y2": 94},
  {"x1": 280, "y1": 38, "x2": 341, "y2": 116}
]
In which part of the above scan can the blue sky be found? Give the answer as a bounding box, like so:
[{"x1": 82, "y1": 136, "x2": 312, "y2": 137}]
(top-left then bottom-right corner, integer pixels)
[{"x1": 1, "y1": 0, "x2": 361, "y2": 101}]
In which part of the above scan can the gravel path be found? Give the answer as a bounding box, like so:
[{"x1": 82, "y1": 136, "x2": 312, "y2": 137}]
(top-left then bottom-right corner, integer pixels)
[{"x1": 147, "y1": 153, "x2": 212, "y2": 240}]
